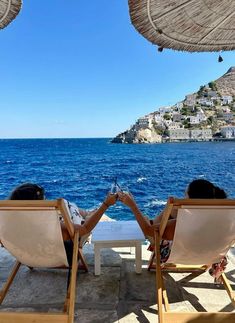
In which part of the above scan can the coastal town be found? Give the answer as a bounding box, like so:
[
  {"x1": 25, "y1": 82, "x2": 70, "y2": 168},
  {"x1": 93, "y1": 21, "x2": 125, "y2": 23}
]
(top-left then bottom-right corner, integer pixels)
[{"x1": 112, "y1": 67, "x2": 235, "y2": 143}]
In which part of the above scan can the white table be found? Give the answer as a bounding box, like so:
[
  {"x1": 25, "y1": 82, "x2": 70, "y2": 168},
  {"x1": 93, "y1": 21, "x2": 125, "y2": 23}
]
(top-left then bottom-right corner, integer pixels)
[{"x1": 91, "y1": 220, "x2": 145, "y2": 276}]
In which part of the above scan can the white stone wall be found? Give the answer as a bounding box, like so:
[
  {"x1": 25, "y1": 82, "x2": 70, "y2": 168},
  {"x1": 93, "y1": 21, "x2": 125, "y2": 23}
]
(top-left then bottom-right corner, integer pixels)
[
  {"x1": 168, "y1": 122, "x2": 181, "y2": 130},
  {"x1": 191, "y1": 129, "x2": 212, "y2": 140},
  {"x1": 169, "y1": 129, "x2": 190, "y2": 140},
  {"x1": 189, "y1": 116, "x2": 200, "y2": 124},
  {"x1": 158, "y1": 106, "x2": 172, "y2": 114},
  {"x1": 169, "y1": 129, "x2": 212, "y2": 141},
  {"x1": 223, "y1": 113, "x2": 234, "y2": 121},
  {"x1": 222, "y1": 96, "x2": 233, "y2": 105},
  {"x1": 221, "y1": 126, "x2": 235, "y2": 138}
]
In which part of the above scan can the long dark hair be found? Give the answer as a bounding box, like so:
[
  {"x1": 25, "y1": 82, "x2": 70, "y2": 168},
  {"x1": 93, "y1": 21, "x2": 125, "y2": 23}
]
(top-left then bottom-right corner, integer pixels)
[
  {"x1": 187, "y1": 179, "x2": 227, "y2": 199},
  {"x1": 9, "y1": 183, "x2": 45, "y2": 200}
]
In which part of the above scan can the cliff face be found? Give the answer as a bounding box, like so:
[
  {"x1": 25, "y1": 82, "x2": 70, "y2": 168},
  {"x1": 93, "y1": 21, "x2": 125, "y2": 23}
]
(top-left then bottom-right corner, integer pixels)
[
  {"x1": 111, "y1": 126, "x2": 162, "y2": 144},
  {"x1": 136, "y1": 128, "x2": 162, "y2": 143},
  {"x1": 215, "y1": 67, "x2": 235, "y2": 96},
  {"x1": 112, "y1": 67, "x2": 235, "y2": 144}
]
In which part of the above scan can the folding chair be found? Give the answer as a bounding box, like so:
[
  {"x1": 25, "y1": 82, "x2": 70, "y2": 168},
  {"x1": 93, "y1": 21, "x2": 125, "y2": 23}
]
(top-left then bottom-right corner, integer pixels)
[
  {"x1": 0, "y1": 199, "x2": 82, "y2": 323},
  {"x1": 154, "y1": 197, "x2": 235, "y2": 323}
]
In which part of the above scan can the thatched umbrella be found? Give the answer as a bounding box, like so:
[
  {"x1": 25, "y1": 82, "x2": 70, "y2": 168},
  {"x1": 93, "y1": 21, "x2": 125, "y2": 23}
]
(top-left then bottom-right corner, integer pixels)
[
  {"x1": 0, "y1": 0, "x2": 22, "y2": 29},
  {"x1": 128, "y1": 0, "x2": 235, "y2": 52}
]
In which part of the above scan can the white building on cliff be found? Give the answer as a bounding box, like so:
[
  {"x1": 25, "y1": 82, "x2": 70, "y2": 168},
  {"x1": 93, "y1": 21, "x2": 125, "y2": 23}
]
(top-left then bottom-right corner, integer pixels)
[{"x1": 221, "y1": 126, "x2": 235, "y2": 138}]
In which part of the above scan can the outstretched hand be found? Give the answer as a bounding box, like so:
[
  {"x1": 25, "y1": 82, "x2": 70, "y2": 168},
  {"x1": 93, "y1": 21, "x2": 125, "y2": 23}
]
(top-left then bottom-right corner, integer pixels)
[
  {"x1": 103, "y1": 193, "x2": 117, "y2": 207},
  {"x1": 117, "y1": 191, "x2": 136, "y2": 209}
]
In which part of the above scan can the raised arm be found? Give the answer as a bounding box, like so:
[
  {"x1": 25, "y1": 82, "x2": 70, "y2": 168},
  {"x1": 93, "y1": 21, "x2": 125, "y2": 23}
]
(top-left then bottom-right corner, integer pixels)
[
  {"x1": 117, "y1": 192, "x2": 177, "y2": 241},
  {"x1": 76, "y1": 193, "x2": 117, "y2": 236},
  {"x1": 117, "y1": 192, "x2": 153, "y2": 238}
]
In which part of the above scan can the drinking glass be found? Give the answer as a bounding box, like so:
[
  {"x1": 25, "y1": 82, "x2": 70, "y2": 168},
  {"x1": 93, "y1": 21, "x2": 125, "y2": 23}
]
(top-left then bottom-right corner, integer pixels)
[
  {"x1": 110, "y1": 177, "x2": 123, "y2": 194},
  {"x1": 110, "y1": 177, "x2": 118, "y2": 194}
]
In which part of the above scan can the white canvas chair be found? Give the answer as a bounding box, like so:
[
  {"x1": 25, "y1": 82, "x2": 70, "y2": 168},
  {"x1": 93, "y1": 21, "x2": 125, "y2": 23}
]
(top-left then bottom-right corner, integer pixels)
[
  {"x1": 154, "y1": 198, "x2": 235, "y2": 323},
  {"x1": 0, "y1": 199, "x2": 83, "y2": 323}
]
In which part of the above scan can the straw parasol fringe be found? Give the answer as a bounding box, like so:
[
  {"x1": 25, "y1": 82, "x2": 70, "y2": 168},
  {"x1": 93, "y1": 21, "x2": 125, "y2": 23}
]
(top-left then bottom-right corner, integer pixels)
[
  {"x1": 0, "y1": 0, "x2": 22, "y2": 29},
  {"x1": 129, "y1": 0, "x2": 235, "y2": 52}
]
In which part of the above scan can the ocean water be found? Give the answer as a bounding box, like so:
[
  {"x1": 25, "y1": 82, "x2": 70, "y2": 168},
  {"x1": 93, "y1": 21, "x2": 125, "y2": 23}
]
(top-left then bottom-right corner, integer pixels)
[{"x1": 0, "y1": 138, "x2": 234, "y2": 220}]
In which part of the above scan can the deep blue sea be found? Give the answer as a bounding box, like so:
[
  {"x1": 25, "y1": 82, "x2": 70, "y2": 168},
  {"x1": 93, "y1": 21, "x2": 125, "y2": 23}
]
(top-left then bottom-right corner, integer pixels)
[{"x1": 0, "y1": 138, "x2": 234, "y2": 220}]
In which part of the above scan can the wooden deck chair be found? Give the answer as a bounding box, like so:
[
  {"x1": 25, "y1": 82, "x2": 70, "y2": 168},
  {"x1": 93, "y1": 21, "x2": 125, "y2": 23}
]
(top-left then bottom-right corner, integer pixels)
[
  {"x1": 154, "y1": 197, "x2": 235, "y2": 323},
  {"x1": 0, "y1": 199, "x2": 84, "y2": 323}
]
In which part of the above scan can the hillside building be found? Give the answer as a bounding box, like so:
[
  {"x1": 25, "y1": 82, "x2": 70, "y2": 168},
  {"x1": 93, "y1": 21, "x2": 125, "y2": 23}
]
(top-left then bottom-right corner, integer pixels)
[
  {"x1": 221, "y1": 126, "x2": 235, "y2": 138},
  {"x1": 168, "y1": 122, "x2": 182, "y2": 130},
  {"x1": 197, "y1": 98, "x2": 214, "y2": 107},
  {"x1": 222, "y1": 96, "x2": 233, "y2": 105},
  {"x1": 158, "y1": 106, "x2": 172, "y2": 116},
  {"x1": 189, "y1": 116, "x2": 200, "y2": 125},
  {"x1": 207, "y1": 90, "x2": 217, "y2": 97},
  {"x1": 174, "y1": 102, "x2": 183, "y2": 111},
  {"x1": 169, "y1": 129, "x2": 190, "y2": 141},
  {"x1": 169, "y1": 129, "x2": 212, "y2": 142},
  {"x1": 190, "y1": 129, "x2": 212, "y2": 140},
  {"x1": 197, "y1": 110, "x2": 207, "y2": 122},
  {"x1": 223, "y1": 112, "x2": 234, "y2": 122},
  {"x1": 136, "y1": 116, "x2": 153, "y2": 129},
  {"x1": 172, "y1": 113, "x2": 182, "y2": 122}
]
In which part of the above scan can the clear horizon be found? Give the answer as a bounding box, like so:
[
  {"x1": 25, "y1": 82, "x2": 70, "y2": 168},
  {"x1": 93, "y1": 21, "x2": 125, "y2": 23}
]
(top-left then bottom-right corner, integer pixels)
[
  {"x1": 0, "y1": 137, "x2": 112, "y2": 140},
  {"x1": 0, "y1": 1, "x2": 234, "y2": 139}
]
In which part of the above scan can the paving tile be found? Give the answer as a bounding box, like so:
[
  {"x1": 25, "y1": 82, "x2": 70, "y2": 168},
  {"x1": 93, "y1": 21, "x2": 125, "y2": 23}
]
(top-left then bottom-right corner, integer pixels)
[
  {"x1": 1, "y1": 246, "x2": 235, "y2": 322},
  {"x1": 76, "y1": 267, "x2": 120, "y2": 307},
  {"x1": 74, "y1": 309, "x2": 118, "y2": 323},
  {"x1": 83, "y1": 244, "x2": 122, "y2": 267}
]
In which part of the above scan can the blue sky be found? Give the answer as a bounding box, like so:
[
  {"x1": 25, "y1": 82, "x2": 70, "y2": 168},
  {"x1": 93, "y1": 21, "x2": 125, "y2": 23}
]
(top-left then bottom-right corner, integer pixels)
[{"x1": 0, "y1": 0, "x2": 234, "y2": 138}]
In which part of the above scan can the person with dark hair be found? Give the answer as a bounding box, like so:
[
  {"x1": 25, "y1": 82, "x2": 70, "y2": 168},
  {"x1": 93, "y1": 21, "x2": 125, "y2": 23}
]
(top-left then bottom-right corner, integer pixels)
[
  {"x1": 9, "y1": 183, "x2": 117, "y2": 249},
  {"x1": 118, "y1": 179, "x2": 227, "y2": 241},
  {"x1": 117, "y1": 179, "x2": 228, "y2": 281},
  {"x1": 186, "y1": 179, "x2": 227, "y2": 199},
  {"x1": 9, "y1": 183, "x2": 45, "y2": 200}
]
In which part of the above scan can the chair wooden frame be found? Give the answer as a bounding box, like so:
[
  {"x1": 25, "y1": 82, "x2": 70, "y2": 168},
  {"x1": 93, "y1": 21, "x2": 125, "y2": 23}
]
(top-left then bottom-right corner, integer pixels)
[
  {"x1": 154, "y1": 197, "x2": 235, "y2": 323},
  {"x1": 0, "y1": 199, "x2": 83, "y2": 323}
]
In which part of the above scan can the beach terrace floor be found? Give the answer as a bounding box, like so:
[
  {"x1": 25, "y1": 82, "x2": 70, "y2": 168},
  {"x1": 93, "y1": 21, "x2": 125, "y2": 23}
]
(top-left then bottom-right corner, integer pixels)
[{"x1": 0, "y1": 245, "x2": 235, "y2": 322}]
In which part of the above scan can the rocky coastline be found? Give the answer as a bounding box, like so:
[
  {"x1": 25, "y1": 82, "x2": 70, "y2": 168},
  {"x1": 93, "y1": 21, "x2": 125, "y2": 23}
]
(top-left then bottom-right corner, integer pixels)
[{"x1": 112, "y1": 67, "x2": 235, "y2": 144}]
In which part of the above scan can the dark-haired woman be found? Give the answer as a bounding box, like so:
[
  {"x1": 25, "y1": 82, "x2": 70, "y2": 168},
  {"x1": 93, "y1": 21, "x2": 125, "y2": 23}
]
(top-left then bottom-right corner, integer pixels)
[
  {"x1": 9, "y1": 183, "x2": 116, "y2": 251},
  {"x1": 118, "y1": 179, "x2": 227, "y2": 241},
  {"x1": 117, "y1": 179, "x2": 227, "y2": 281}
]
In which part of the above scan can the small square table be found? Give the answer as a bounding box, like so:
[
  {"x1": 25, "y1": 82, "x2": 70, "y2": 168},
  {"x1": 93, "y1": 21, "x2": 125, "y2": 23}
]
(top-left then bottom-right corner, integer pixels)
[{"x1": 91, "y1": 220, "x2": 145, "y2": 276}]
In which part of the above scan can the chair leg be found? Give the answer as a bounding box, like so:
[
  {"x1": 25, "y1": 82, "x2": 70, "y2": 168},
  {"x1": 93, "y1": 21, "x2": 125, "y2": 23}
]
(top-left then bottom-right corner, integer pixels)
[
  {"x1": 67, "y1": 231, "x2": 79, "y2": 323},
  {"x1": 155, "y1": 230, "x2": 164, "y2": 323},
  {"x1": 220, "y1": 272, "x2": 235, "y2": 306},
  {"x1": 0, "y1": 261, "x2": 21, "y2": 304},
  {"x1": 64, "y1": 279, "x2": 71, "y2": 313},
  {"x1": 64, "y1": 245, "x2": 87, "y2": 313},
  {"x1": 78, "y1": 248, "x2": 88, "y2": 272},
  {"x1": 161, "y1": 274, "x2": 170, "y2": 312}
]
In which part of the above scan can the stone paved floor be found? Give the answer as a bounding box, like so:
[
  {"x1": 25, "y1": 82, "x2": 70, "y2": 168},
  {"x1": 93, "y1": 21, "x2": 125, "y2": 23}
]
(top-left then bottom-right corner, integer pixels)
[{"x1": 0, "y1": 245, "x2": 235, "y2": 322}]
